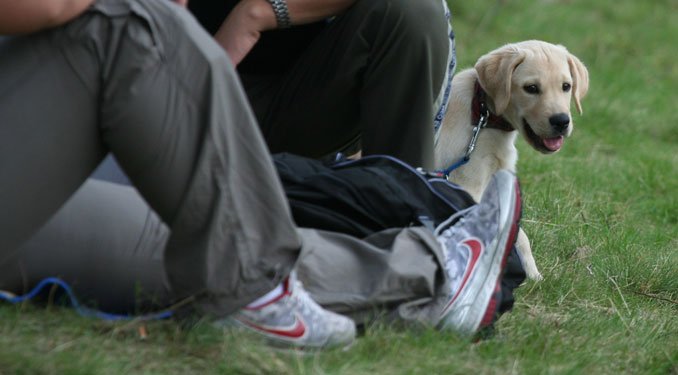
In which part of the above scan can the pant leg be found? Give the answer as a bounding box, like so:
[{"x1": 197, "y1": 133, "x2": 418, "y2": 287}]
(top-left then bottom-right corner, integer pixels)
[
  {"x1": 87, "y1": 155, "x2": 451, "y2": 323},
  {"x1": 295, "y1": 227, "x2": 450, "y2": 326},
  {"x1": 3, "y1": 175, "x2": 523, "y2": 326},
  {"x1": 0, "y1": 32, "x2": 105, "y2": 254},
  {"x1": 1, "y1": 178, "x2": 449, "y2": 325},
  {"x1": 298, "y1": 228, "x2": 527, "y2": 327},
  {"x1": 243, "y1": 0, "x2": 451, "y2": 169},
  {"x1": 0, "y1": 180, "x2": 172, "y2": 313},
  {"x1": 0, "y1": 0, "x2": 300, "y2": 317}
]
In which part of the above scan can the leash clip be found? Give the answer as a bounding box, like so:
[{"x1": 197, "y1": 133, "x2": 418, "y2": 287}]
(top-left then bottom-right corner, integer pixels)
[
  {"x1": 436, "y1": 100, "x2": 490, "y2": 178},
  {"x1": 464, "y1": 102, "x2": 489, "y2": 159}
]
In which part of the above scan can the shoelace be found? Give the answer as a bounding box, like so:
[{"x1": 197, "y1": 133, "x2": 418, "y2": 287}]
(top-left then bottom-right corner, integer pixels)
[
  {"x1": 434, "y1": 206, "x2": 474, "y2": 237},
  {"x1": 291, "y1": 281, "x2": 320, "y2": 320}
]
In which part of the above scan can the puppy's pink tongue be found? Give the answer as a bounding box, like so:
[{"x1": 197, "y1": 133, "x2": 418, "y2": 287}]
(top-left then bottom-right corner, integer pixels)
[{"x1": 543, "y1": 136, "x2": 564, "y2": 151}]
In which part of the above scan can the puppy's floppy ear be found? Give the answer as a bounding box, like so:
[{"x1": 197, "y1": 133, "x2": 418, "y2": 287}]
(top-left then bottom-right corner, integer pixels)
[
  {"x1": 475, "y1": 46, "x2": 526, "y2": 115},
  {"x1": 567, "y1": 53, "x2": 589, "y2": 115}
]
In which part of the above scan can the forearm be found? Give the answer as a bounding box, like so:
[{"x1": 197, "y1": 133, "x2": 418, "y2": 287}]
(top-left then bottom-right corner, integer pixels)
[
  {"x1": 0, "y1": 0, "x2": 95, "y2": 34},
  {"x1": 215, "y1": 0, "x2": 355, "y2": 65}
]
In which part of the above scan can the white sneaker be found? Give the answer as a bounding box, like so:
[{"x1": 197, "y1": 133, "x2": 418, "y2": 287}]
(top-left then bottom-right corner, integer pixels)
[
  {"x1": 436, "y1": 170, "x2": 521, "y2": 335},
  {"x1": 221, "y1": 272, "x2": 356, "y2": 349}
]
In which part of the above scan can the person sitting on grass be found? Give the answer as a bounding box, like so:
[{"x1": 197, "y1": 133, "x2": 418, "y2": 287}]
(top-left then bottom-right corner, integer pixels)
[{"x1": 0, "y1": 0, "x2": 523, "y2": 349}]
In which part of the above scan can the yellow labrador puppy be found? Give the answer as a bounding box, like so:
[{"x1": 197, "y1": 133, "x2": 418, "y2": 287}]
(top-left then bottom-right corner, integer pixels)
[{"x1": 435, "y1": 40, "x2": 589, "y2": 280}]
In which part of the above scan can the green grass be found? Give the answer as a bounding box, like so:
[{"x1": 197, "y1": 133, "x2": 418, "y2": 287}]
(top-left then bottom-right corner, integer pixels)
[{"x1": 2, "y1": 0, "x2": 677, "y2": 374}]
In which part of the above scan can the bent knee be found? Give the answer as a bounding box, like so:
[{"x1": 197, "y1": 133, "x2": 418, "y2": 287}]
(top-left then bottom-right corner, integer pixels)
[{"x1": 365, "y1": 0, "x2": 449, "y2": 40}]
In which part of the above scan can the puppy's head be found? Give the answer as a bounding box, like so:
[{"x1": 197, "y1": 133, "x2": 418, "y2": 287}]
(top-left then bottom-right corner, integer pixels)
[{"x1": 475, "y1": 40, "x2": 589, "y2": 153}]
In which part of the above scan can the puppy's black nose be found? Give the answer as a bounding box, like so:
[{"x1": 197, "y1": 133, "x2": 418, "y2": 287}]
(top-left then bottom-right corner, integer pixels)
[{"x1": 549, "y1": 113, "x2": 570, "y2": 132}]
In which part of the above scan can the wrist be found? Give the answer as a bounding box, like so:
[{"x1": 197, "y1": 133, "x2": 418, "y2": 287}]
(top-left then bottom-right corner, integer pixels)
[{"x1": 236, "y1": 0, "x2": 278, "y2": 32}]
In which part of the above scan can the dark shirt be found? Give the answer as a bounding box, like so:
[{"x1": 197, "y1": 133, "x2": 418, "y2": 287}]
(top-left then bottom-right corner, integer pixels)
[{"x1": 188, "y1": 0, "x2": 326, "y2": 75}]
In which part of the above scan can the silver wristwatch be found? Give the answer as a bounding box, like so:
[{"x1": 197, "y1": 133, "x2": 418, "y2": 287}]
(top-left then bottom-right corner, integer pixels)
[{"x1": 266, "y1": 0, "x2": 292, "y2": 29}]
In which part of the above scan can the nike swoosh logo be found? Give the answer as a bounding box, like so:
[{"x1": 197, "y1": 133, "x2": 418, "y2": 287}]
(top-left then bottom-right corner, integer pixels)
[
  {"x1": 442, "y1": 237, "x2": 483, "y2": 312},
  {"x1": 236, "y1": 314, "x2": 307, "y2": 339}
]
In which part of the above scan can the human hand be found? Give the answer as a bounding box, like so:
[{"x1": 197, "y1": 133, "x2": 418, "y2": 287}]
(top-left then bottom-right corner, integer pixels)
[
  {"x1": 173, "y1": 0, "x2": 188, "y2": 7},
  {"x1": 213, "y1": 0, "x2": 276, "y2": 66}
]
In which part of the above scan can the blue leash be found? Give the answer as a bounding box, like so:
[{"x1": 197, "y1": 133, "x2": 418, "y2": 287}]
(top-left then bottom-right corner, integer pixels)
[
  {"x1": 0, "y1": 277, "x2": 173, "y2": 321},
  {"x1": 437, "y1": 156, "x2": 470, "y2": 177}
]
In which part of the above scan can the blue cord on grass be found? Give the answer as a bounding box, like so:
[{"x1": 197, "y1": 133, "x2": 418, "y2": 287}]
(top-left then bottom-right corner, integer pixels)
[{"x1": 0, "y1": 277, "x2": 173, "y2": 321}]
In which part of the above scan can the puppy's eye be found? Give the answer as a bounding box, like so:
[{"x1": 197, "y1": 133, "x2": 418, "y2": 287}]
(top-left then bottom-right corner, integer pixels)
[
  {"x1": 562, "y1": 82, "x2": 572, "y2": 92},
  {"x1": 523, "y1": 84, "x2": 540, "y2": 94}
]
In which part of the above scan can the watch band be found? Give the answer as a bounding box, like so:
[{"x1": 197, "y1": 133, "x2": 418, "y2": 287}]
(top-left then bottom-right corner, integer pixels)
[{"x1": 266, "y1": 0, "x2": 292, "y2": 29}]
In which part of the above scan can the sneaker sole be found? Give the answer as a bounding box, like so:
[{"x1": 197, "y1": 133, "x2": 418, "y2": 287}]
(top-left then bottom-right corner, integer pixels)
[
  {"x1": 477, "y1": 176, "x2": 522, "y2": 330},
  {"x1": 438, "y1": 171, "x2": 522, "y2": 334}
]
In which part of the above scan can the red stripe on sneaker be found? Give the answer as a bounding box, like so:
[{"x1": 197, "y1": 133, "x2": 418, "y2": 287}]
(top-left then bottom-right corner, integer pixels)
[
  {"x1": 442, "y1": 238, "x2": 483, "y2": 312},
  {"x1": 480, "y1": 283, "x2": 501, "y2": 328},
  {"x1": 481, "y1": 179, "x2": 523, "y2": 329},
  {"x1": 236, "y1": 314, "x2": 307, "y2": 339},
  {"x1": 502, "y1": 179, "x2": 522, "y2": 270}
]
